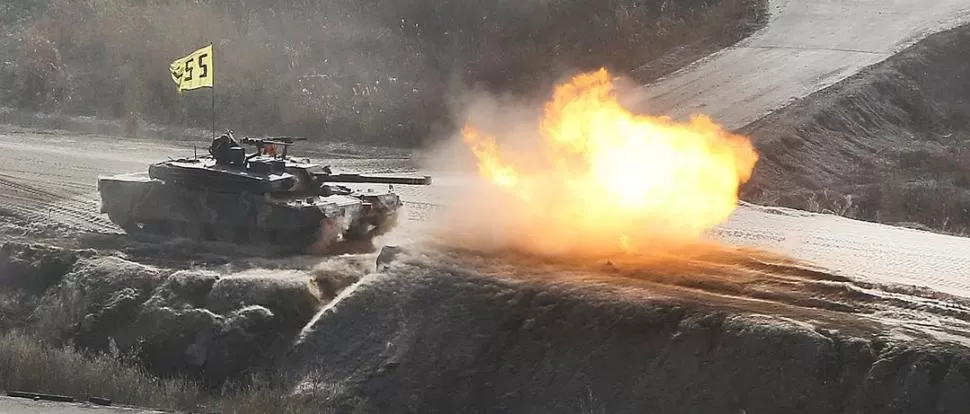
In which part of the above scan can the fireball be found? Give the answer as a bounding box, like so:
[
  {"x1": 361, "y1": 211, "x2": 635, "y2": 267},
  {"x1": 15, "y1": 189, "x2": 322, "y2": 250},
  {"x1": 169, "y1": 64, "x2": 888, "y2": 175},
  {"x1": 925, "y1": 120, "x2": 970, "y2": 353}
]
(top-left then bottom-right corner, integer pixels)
[{"x1": 458, "y1": 68, "x2": 758, "y2": 256}]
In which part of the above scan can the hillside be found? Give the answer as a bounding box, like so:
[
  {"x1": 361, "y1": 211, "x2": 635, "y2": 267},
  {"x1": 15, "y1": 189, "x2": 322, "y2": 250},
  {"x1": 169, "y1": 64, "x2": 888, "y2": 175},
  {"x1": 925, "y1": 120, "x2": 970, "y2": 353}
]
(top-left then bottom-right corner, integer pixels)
[
  {"x1": 741, "y1": 24, "x2": 970, "y2": 235},
  {"x1": 0, "y1": 0, "x2": 766, "y2": 146}
]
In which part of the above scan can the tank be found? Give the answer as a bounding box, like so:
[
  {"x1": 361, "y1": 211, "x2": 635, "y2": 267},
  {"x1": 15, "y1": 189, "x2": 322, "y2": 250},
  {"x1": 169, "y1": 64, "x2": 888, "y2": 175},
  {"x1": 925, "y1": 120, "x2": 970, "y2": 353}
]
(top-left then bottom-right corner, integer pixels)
[{"x1": 97, "y1": 130, "x2": 431, "y2": 254}]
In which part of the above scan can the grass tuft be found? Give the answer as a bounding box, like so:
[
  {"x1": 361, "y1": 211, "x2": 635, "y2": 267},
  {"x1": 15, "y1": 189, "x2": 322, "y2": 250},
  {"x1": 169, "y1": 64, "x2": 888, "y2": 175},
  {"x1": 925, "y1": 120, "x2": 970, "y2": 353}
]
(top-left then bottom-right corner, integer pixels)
[{"x1": 0, "y1": 330, "x2": 335, "y2": 413}]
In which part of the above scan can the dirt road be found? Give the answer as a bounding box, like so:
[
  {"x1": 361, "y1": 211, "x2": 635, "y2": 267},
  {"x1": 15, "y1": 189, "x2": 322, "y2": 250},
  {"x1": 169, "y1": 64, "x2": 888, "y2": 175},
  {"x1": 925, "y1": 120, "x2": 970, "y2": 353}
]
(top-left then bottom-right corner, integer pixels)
[
  {"x1": 2, "y1": 126, "x2": 970, "y2": 301},
  {"x1": 634, "y1": 0, "x2": 970, "y2": 128},
  {"x1": 0, "y1": 127, "x2": 184, "y2": 233},
  {"x1": 0, "y1": 396, "x2": 164, "y2": 413}
]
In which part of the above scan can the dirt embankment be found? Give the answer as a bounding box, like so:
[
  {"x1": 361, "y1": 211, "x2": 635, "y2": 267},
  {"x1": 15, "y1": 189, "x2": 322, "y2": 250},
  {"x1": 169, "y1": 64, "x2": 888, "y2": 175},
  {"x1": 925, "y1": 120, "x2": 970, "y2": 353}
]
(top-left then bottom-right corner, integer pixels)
[
  {"x1": 740, "y1": 23, "x2": 970, "y2": 235},
  {"x1": 283, "y1": 248, "x2": 970, "y2": 414},
  {"x1": 5, "y1": 237, "x2": 970, "y2": 412},
  {"x1": 6, "y1": 237, "x2": 970, "y2": 412}
]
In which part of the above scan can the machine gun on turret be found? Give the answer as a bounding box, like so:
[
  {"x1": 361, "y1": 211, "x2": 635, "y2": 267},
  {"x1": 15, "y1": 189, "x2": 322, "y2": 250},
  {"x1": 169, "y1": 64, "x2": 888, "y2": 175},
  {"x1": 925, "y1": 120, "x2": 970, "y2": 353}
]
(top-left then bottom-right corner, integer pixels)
[
  {"x1": 205, "y1": 128, "x2": 431, "y2": 189},
  {"x1": 240, "y1": 136, "x2": 308, "y2": 158}
]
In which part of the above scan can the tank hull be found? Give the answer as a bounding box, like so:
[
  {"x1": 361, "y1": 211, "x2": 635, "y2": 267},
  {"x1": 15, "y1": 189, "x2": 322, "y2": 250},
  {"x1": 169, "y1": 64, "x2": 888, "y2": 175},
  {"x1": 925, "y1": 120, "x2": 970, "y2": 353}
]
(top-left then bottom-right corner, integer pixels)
[{"x1": 98, "y1": 172, "x2": 401, "y2": 253}]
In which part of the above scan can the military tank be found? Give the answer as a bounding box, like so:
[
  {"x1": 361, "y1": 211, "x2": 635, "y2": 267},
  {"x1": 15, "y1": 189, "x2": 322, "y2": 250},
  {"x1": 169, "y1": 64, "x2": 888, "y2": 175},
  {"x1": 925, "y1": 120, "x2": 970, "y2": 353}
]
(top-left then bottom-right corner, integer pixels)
[{"x1": 97, "y1": 130, "x2": 431, "y2": 254}]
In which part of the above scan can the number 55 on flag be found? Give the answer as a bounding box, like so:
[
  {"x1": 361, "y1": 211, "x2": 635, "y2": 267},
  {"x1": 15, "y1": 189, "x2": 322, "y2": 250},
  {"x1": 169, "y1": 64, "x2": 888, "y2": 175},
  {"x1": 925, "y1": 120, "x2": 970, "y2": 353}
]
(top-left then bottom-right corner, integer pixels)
[{"x1": 170, "y1": 44, "x2": 213, "y2": 93}]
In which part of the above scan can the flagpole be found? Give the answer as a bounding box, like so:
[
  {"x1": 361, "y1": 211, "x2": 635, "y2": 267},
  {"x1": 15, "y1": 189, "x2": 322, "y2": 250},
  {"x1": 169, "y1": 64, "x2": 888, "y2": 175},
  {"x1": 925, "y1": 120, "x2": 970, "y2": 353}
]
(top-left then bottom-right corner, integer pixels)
[
  {"x1": 211, "y1": 84, "x2": 215, "y2": 140},
  {"x1": 210, "y1": 42, "x2": 215, "y2": 140}
]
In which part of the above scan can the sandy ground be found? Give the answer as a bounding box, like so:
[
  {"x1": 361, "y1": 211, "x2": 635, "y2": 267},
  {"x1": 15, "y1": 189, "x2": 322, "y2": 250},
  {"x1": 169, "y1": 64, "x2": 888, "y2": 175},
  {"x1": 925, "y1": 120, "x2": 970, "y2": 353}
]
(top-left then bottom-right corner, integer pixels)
[
  {"x1": 633, "y1": 0, "x2": 970, "y2": 129},
  {"x1": 736, "y1": 22, "x2": 970, "y2": 233},
  {"x1": 722, "y1": 204, "x2": 970, "y2": 297}
]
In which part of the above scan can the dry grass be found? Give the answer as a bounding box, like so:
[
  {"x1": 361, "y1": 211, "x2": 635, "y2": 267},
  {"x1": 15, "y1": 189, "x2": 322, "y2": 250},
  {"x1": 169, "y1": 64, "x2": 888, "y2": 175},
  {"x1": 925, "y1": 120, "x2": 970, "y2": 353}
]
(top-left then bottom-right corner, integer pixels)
[
  {"x1": 744, "y1": 146, "x2": 970, "y2": 236},
  {"x1": 0, "y1": 269, "x2": 334, "y2": 412},
  {"x1": 0, "y1": 292, "x2": 33, "y2": 332},
  {"x1": 0, "y1": 330, "x2": 334, "y2": 413},
  {"x1": 745, "y1": 185, "x2": 970, "y2": 237},
  {"x1": 1, "y1": 275, "x2": 335, "y2": 412},
  {"x1": 747, "y1": 189, "x2": 856, "y2": 217},
  {"x1": 0, "y1": 330, "x2": 204, "y2": 410}
]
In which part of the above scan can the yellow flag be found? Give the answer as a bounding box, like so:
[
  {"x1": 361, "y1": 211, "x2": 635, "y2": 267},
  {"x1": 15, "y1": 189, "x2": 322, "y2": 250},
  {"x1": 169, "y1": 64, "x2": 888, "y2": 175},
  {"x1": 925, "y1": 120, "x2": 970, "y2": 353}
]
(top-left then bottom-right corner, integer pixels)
[{"x1": 170, "y1": 44, "x2": 213, "y2": 92}]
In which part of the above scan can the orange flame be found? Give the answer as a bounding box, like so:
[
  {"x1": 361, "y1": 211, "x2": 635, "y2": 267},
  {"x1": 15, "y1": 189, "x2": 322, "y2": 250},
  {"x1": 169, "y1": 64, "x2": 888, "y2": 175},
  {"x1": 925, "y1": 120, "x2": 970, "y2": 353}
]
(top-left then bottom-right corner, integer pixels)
[{"x1": 459, "y1": 68, "x2": 759, "y2": 256}]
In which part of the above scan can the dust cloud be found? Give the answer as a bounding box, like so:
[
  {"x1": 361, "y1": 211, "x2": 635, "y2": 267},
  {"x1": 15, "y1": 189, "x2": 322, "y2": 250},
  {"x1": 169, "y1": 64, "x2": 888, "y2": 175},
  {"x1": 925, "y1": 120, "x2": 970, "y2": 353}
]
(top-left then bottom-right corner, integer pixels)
[{"x1": 417, "y1": 88, "x2": 554, "y2": 253}]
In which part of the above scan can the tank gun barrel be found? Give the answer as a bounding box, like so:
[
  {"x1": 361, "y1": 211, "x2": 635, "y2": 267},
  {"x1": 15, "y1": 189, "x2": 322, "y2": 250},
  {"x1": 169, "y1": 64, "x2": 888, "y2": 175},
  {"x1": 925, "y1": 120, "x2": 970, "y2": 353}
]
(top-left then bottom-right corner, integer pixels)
[{"x1": 319, "y1": 173, "x2": 432, "y2": 186}]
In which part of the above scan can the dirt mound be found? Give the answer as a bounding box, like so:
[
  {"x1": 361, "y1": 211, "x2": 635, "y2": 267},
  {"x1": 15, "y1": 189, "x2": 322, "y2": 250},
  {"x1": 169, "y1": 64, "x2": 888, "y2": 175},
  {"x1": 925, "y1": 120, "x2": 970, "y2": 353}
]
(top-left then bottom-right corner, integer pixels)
[
  {"x1": 37, "y1": 256, "x2": 166, "y2": 344},
  {"x1": 284, "y1": 248, "x2": 970, "y2": 413},
  {"x1": 0, "y1": 242, "x2": 78, "y2": 293},
  {"x1": 739, "y1": 23, "x2": 970, "y2": 234},
  {"x1": 0, "y1": 241, "x2": 369, "y2": 385}
]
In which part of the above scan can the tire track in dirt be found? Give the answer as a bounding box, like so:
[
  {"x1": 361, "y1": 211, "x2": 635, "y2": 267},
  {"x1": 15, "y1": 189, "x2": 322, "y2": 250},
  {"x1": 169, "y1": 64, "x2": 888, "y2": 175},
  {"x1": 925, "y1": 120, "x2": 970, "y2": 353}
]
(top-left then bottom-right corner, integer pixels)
[
  {"x1": 718, "y1": 204, "x2": 970, "y2": 298},
  {"x1": 0, "y1": 173, "x2": 118, "y2": 233},
  {"x1": 0, "y1": 131, "x2": 183, "y2": 233}
]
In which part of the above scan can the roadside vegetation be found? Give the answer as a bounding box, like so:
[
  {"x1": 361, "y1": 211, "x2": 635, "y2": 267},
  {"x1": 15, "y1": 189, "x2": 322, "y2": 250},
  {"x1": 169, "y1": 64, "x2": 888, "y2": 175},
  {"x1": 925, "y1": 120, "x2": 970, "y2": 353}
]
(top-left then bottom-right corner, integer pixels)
[
  {"x1": 0, "y1": 0, "x2": 766, "y2": 146},
  {"x1": 0, "y1": 276, "x2": 334, "y2": 413},
  {"x1": 0, "y1": 330, "x2": 203, "y2": 411},
  {"x1": 0, "y1": 330, "x2": 333, "y2": 413},
  {"x1": 0, "y1": 240, "x2": 367, "y2": 412}
]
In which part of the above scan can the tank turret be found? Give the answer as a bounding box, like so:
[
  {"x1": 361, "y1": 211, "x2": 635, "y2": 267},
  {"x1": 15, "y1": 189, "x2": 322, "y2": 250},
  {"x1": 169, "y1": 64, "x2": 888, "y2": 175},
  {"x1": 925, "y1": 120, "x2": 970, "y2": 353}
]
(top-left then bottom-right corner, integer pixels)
[{"x1": 97, "y1": 130, "x2": 431, "y2": 255}]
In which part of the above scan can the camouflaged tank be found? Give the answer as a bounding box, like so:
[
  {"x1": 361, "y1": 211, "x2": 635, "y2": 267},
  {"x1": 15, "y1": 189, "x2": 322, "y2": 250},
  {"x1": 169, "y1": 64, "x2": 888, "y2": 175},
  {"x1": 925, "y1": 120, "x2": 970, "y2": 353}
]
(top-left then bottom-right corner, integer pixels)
[{"x1": 97, "y1": 130, "x2": 431, "y2": 254}]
